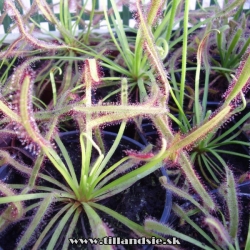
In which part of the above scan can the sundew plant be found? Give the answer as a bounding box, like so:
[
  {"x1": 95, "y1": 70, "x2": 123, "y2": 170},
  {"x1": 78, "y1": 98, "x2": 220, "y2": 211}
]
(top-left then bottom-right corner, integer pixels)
[{"x1": 0, "y1": 0, "x2": 249, "y2": 249}]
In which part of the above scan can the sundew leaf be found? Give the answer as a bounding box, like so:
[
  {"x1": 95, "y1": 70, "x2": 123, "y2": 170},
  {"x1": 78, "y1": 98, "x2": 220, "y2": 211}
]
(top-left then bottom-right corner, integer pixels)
[
  {"x1": 172, "y1": 204, "x2": 221, "y2": 250},
  {"x1": 17, "y1": 193, "x2": 54, "y2": 249},
  {"x1": 4, "y1": 0, "x2": 68, "y2": 50},
  {"x1": 218, "y1": 166, "x2": 239, "y2": 239},
  {"x1": 19, "y1": 67, "x2": 50, "y2": 150},
  {"x1": 46, "y1": 202, "x2": 80, "y2": 250},
  {"x1": 31, "y1": 203, "x2": 72, "y2": 250},
  {"x1": 17, "y1": 67, "x2": 79, "y2": 197},
  {"x1": 61, "y1": 206, "x2": 81, "y2": 250},
  {"x1": 205, "y1": 217, "x2": 232, "y2": 247},
  {"x1": 89, "y1": 202, "x2": 159, "y2": 239},
  {"x1": 144, "y1": 219, "x2": 214, "y2": 250},
  {"x1": 83, "y1": 203, "x2": 113, "y2": 250},
  {"x1": 223, "y1": 46, "x2": 250, "y2": 105},
  {"x1": 0, "y1": 181, "x2": 24, "y2": 231},
  {"x1": 136, "y1": 0, "x2": 170, "y2": 98},
  {"x1": 159, "y1": 176, "x2": 210, "y2": 215}
]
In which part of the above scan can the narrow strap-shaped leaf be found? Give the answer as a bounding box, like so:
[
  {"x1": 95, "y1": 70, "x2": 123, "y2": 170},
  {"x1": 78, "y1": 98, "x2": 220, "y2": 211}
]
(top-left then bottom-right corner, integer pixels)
[
  {"x1": 170, "y1": 106, "x2": 232, "y2": 152},
  {"x1": 144, "y1": 219, "x2": 214, "y2": 250},
  {"x1": 17, "y1": 193, "x2": 54, "y2": 249},
  {"x1": 159, "y1": 176, "x2": 210, "y2": 215},
  {"x1": 223, "y1": 46, "x2": 250, "y2": 105},
  {"x1": 19, "y1": 69, "x2": 50, "y2": 149},
  {"x1": 136, "y1": 0, "x2": 170, "y2": 98},
  {"x1": 62, "y1": 207, "x2": 81, "y2": 250},
  {"x1": 219, "y1": 166, "x2": 239, "y2": 239},
  {"x1": 47, "y1": 202, "x2": 80, "y2": 249},
  {"x1": 205, "y1": 217, "x2": 232, "y2": 247},
  {"x1": 19, "y1": 69, "x2": 78, "y2": 196},
  {"x1": 31, "y1": 203, "x2": 72, "y2": 250},
  {"x1": 83, "y1": 203, "x2": 113, "y2": 250},
  {"x1": 172, "y1": 204, "x2": 221, "y2": 250},
  {"x1": 224, "y1": 28, "x2": 242, "y2": 65},
  {"x1": 54, "y1": 135, "x2": 78, "y2": 185},
  {"x1": 89, "y1": 202, "x2": 159, "y2": 239},
  {"x1": 0, "y1": 100, "x2": 20, "y2": 122}
]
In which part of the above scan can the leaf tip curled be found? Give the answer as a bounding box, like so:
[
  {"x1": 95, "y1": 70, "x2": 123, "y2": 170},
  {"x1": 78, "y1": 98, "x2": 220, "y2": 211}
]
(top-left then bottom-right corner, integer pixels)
[
  {"x1": 84, "y1": 59, "x2": 101, "y2": 85},
  {"x1": 204, "y1": 216, "x2": 232, "y2": 247},
  {"x1": 0, "y1": 180, "x2": 24, "y2": 231}
]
